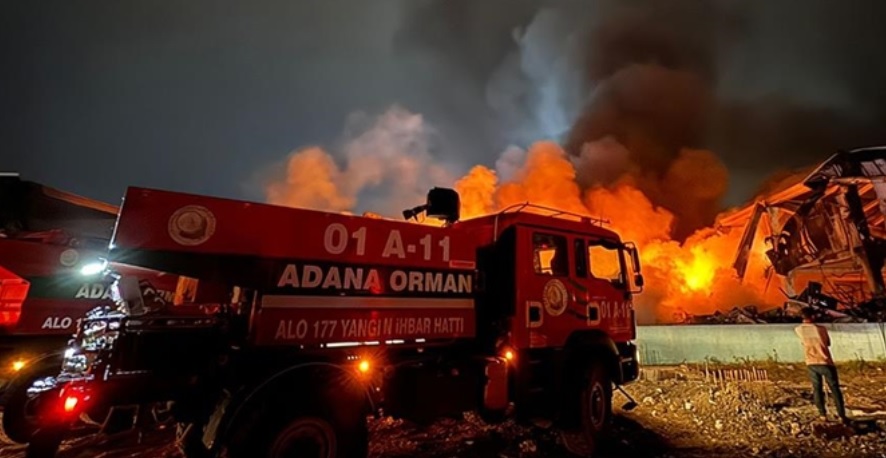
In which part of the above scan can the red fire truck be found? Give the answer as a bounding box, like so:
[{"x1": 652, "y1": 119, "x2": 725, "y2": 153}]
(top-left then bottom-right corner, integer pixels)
[
  {"x1": 0, "y1": 175, "x2": 178, "y2": 444},
  {"x1": 23, "y1": 186, "x2": 642, "y2": 457}
]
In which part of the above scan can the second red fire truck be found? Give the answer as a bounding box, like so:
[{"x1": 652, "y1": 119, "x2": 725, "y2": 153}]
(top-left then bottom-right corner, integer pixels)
[
  {"x1": 0, "y1": 174, "x2": 180, "y2": 444},
  {"x1": 22, "y1": 186, "x2": 643, "y2": 457}
]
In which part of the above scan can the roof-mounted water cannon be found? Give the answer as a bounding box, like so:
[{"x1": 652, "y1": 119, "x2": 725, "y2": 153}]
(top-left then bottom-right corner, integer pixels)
[{"x1": 402, "y1": 187, "x2": 460, "y2": 225}]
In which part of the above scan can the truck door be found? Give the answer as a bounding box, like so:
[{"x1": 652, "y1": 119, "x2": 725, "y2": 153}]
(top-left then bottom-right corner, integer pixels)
[
  {"x1": 517, "y1": 229, "x2": 573, "y2": 349},
  {"x1": 576, "y1": 238, "x2": 635, "y2": 342}
]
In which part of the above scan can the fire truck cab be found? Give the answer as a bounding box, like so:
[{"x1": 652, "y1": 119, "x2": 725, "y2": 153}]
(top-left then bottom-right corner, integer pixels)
[
  {"x1": 23, "y1": 186, "x2": 642, "y2": 457},
  {"x1": 464, "y1": 206, "x2": 642, "y2": 423}
]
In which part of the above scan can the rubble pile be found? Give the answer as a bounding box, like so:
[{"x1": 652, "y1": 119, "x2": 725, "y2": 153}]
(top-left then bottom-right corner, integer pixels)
[
  {"x1": 855, "y1": 298, "x2": 886, "y2": 322},
  {"x1": 368, "y1": 363, "x2": 886, "y2": 457},
  {"x1": 368, "y1": 413, "x2": 561, "y2": 457},
  {"x1": 687, "y1": 305, "x2": 793, "y2": 324},
  {"x1": 3, "y1": 365, "x2": 885, "y2": 458},
  {"x1": 621, "y1": 364, "x2": 886, "y2": 458},
  {"x1": 681, "y1": 280, "x2": 886, "y2": 324},
  {"x1": 685, "y1": 301, "x2": 886, "y2": 324}
]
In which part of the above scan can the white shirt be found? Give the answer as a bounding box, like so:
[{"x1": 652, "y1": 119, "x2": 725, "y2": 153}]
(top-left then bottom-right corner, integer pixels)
[{"x1": 795, "y1": 323, "x2": 834, "y2": 366}]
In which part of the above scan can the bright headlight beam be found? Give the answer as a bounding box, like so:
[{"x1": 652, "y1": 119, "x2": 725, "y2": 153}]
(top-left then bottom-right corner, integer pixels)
[{"x1": 80, "y1": 260, "x2": 108, "y2": 276}]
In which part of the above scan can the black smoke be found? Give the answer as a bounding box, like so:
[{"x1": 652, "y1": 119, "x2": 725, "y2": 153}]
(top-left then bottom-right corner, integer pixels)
[
  {"x1": 397, "y1": 0, "x2": 886, "y2": 237},
  {"x1": 4, "y1": 0, "x2": 886, "y2": 226}
]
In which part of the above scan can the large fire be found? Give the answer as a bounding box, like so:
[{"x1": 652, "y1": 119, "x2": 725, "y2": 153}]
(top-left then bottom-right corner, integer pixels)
[
  {"x1": 452, "y1": 141, "x2": 785, "y2": 323},
  {"x1": 676, "y1": 246, "x2": 717, "y2": 293},
  {"x1": 266, "y1": 110, "x2": 787, "y2": 323}
]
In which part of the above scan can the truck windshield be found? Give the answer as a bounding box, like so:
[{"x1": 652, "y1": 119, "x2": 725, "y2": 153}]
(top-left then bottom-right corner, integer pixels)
[{"x1": 588, "y1": 242, "x2": 625, "y2": 285}]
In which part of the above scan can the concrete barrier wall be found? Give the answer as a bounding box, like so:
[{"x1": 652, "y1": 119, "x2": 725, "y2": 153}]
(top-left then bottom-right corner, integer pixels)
[{"x1": 637, "y1": 323, "x2": 886, "y2": 365}]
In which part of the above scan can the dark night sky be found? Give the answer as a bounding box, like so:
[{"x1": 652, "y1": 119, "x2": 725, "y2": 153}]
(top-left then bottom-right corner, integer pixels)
[{"x1": 3, "y1": 0, "x2": 886, "y2": 208}]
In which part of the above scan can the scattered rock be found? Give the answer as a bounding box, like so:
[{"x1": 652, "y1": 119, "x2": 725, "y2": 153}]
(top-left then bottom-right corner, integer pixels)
[
  {"x1": 518, "y1": 440, "x2": 537, "y2": 453},
  {"x1": 7, "y1": 363, "x2": 886, "y2": 458},
  {"x1": 812, "y1": 422, "x2": 855, "y2": 440}
]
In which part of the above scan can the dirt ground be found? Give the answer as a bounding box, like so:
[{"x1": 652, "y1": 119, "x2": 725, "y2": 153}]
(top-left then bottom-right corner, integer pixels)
[{"x1": 2, "y1": 363, "x2": 885, "y2": 458}]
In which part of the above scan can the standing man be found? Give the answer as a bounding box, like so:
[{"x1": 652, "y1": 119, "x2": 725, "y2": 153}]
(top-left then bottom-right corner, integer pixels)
[{"x1": 795, "y1": 307, "x2": 848, "y2": 423}]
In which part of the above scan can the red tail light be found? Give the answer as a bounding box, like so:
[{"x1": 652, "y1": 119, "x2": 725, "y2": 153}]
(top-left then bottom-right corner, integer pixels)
[
  {"x1": 57, "y1": 386, "x2": 90, "y2": 417},
  {"x1": 63, "y1": 396, "x2": 79, "y2": 413},
  {"x1": 0, "y1": 266, "x2": 28, "y2": 327}
]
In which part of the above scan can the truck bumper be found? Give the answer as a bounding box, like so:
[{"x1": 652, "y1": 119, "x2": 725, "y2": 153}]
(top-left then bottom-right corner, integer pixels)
[
  {"x1": 26, "y1": 375, "x2": 94, "y2": 425},
  {"x1": 617, "y1": 341, "x2": 640, "y2": 384}
]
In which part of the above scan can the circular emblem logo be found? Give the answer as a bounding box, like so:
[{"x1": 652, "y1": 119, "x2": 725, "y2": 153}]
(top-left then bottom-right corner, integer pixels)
[
  {"x1": 59, "y1": 249, "x2": 79, "y2": 267},
  {"x1": 168, "y1": 205, "x2": 216, "y2": 246},
  {"x1": 543, "y1": 279, "x2": 569, "y2": 317}
]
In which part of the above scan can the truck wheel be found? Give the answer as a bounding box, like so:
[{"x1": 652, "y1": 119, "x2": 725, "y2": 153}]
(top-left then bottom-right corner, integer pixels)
[
  {"x1": 269, "y1": 416, "x2": 341, "y2": 457},
  {"x1": 561, "y1": 361, "x2": 612, "y2": 457},
  {"x1": 229, "y1": 396, "x2": 368, "y2": 458},
  {"x1": 580, "y1": 361, "x2": 612, "y2": 444},
  {"x1": 1, "y1": 364, "x2": 59, "y2": 444}
]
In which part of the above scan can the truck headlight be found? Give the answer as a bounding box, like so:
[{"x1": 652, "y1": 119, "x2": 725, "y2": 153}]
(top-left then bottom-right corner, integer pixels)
[
  {"x1": 63, "y1": 354, "x2": 88, "y2": 373},
  {"x1": 80, "y1": 260, "x2": 108, "y2": 276}
]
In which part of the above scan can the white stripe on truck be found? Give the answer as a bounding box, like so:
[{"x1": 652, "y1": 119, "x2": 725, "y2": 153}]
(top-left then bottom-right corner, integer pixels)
[{"x1": 261, "y1": 295, "x2": 474, "y2": 310}]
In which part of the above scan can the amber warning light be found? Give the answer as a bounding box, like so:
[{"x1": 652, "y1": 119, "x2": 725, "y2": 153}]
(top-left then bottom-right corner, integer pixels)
[{"x1": 502, "y1": 348, "x2": 515, "y2": 363}]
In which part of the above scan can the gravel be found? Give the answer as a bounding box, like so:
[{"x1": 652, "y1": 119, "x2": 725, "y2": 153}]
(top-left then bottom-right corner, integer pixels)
[{"x1": 2, "y1": 363, "x2": 884, "y2": 457}]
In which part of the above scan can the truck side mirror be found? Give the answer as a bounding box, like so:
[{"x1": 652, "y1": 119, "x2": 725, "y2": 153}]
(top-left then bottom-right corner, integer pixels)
[{"x1": 625, "y1": 242, "x2": 644, "y2": 293}]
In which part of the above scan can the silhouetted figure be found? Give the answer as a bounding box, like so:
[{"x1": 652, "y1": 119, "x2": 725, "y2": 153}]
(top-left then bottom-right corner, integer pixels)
[{"x1": 795, "y1": 307, "x2": 847, "y2": 423}]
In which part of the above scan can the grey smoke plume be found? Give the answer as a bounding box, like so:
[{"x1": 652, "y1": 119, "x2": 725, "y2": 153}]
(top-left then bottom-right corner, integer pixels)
[
  {"x1": 397, "y1": 0, "x2": 886, "y2": 237},
  {"x1": 265, "y1": 106, "x2": 456, "y2": 218}
]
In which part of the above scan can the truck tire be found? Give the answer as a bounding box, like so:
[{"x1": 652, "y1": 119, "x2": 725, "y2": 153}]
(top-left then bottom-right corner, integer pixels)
[
  {"x1": 24, "y1": 426, "x2": 63, "y2": 458},
  {"x1": 580, "y1": 361, "x2": 612, "y2": 449},
  {"x1": 227, "y1": 393, "x2": 368, "y2": 458},
  {"x1": 1, "y1": 363, "x2": 60, "y2": 444}
]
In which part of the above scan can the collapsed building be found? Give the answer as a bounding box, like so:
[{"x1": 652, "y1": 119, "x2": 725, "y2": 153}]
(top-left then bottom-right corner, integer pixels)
[{"x1": 706, "y1": 147, "x2": 886, "y2": 323}]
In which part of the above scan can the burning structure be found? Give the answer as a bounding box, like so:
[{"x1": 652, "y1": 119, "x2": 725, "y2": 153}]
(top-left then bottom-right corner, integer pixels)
[{"x1": 720, "y1": 146, "x2": 886, "y2": 323}]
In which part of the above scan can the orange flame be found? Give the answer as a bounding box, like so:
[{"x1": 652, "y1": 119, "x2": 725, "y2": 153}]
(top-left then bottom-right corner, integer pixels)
[
  {"x1": 266, "y1": 113, "x2": 784, "y2": 324},
  {"x1": 676, "y1": 245, "x2": 717, "y2": 293},
  {"x1": 455, "y1": 141, "x2": 783, "y2": 323}
]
